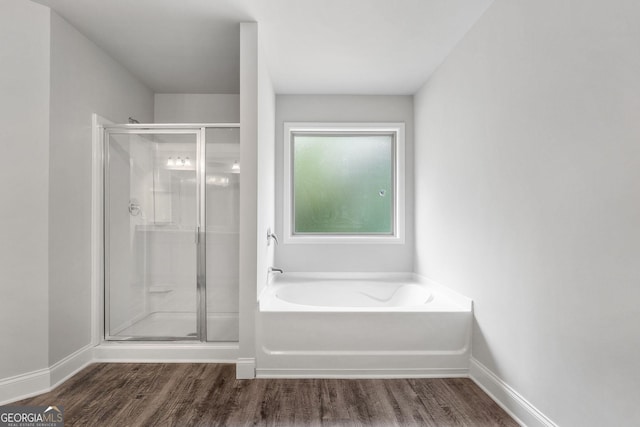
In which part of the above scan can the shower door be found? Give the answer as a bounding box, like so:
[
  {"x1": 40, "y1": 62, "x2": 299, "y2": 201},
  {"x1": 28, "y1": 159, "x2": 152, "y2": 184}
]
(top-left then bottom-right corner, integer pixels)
[{"x1": 104, "y1": 128, "x2": 206, "y2": 340}]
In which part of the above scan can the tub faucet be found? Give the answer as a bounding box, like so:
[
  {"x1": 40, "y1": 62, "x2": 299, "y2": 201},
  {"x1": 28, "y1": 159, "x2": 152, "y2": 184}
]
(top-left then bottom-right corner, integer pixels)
[{"x1": 269, "y1": 267, "x2": 283, "y2": 274}]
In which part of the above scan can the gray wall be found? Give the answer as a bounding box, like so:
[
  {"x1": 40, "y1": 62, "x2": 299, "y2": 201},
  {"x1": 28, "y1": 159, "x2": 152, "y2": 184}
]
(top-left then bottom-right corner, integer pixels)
[
  {"x1": 154, "y1": 94, "x2": 239, "y2": 123},
  {"x1": 275, "y1": 95, "x2": 414, "y2": 272},
  {"x1": 414, "y1": 0, "x2": 640, "y2": 425},
  {"x1": 238, "y1": 22, "x2": 259, "y2": 372},
  {"x1": 0, "y1": 0, "x2": 50, "y2": 381},
  {"x1": 49, "y1": 12, "x2": 154, "y2": 365}
]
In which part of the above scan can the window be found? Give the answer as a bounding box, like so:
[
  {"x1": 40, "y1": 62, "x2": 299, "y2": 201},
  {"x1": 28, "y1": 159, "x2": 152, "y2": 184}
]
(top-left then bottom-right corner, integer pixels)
[{"x1": 283, "y1": 123, "x2": 405, "y2": 244}]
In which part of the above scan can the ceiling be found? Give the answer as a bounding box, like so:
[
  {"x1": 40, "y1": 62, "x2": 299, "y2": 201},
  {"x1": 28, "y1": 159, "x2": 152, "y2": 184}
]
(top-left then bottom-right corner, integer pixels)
[{"x1": 35, "y1": 0, "x2": 493, "y2": 95}]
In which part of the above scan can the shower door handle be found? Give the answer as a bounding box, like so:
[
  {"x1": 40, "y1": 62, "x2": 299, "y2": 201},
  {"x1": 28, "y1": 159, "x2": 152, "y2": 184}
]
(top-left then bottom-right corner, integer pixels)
[{"x1": 195, "y1": 226, "x2": 200, "y2": 244}]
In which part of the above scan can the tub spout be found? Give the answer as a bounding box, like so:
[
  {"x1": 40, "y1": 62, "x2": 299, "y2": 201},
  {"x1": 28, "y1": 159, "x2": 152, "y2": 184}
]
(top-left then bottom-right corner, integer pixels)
[{"x1": 269, "y1": 267, "x2": 284, "y2": 274}]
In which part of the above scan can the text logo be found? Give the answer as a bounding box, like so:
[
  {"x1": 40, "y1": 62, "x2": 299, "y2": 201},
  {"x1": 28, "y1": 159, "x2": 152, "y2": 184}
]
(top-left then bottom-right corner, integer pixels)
[{"x1": 0, "y1": 405, "x2": 64, "y2": 427}]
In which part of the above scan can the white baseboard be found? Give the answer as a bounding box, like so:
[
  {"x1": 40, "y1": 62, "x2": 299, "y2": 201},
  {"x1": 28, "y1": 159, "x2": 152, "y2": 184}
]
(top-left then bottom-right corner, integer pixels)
[
  {"x1": 469, "y1": 358, "x2": 557, "y2": 427},
  {"x1": 256, "y1": 367, "x2": 468, "y2": 379},
  {"x1": 49, "y1": 345, "x2": 94, "y2": 387},
  {"x1": 236, "y1": 358, "x2": 256, "y2": 379},
  {"x1": 0, "y1": 345, "x2": 94, "y2": 406},
  {"x1": 0, "y1": 368, "x2": 50, "y2": 406}
]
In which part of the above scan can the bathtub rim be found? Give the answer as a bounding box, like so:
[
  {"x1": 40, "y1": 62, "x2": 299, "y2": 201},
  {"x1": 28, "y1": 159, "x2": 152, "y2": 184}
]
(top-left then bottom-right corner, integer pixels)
[{"x1": 259, "y1": 272, "x2": 472, "y2": 313}]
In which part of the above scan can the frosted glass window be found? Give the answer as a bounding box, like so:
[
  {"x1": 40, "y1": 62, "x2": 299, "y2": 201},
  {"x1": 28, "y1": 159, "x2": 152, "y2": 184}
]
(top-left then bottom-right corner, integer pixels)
[{"x1": 292, "y1": 133, "x2": 394, "y2": 234}]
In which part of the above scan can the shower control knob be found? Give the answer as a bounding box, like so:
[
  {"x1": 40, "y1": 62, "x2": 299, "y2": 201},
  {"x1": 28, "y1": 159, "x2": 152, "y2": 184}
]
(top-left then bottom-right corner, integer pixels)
[
  {"x1": 128, "y1": 199, "x2": 141, "y2": 216},
  {"x1": 267, "y1": 228, "x2": 279, "y2": 246}
]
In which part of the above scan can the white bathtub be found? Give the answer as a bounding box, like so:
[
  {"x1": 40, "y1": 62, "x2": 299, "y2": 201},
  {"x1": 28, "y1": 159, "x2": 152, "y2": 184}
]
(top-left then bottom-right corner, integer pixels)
[{"x1": 256, "y1": 273, "x2": 472, "y2": 378}]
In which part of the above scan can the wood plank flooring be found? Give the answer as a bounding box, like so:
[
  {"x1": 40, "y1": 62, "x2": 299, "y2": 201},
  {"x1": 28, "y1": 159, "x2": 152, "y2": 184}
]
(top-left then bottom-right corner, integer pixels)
[{"x1": 12, "y1": 363, "x2": 518, "y2": 426}]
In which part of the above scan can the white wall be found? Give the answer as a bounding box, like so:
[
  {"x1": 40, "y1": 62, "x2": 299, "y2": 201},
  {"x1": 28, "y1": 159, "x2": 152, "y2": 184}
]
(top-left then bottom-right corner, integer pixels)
[
  {"x1": 256, "y1": 38, "x2": 276, "y2": 299},
  {"x1": 275, "y1": 95, "x2": 414, "y2": 272},
  {"x1": 0, "y1": 0, "x2": 50, "y2": 381},
  {"x1": 237, "y1": 21, "x2": 275, "y2": 377},
  {"x1": 49, "y1": 12, "x2": 154, "y2": 364},
  {"x1": 238, "y1": 22, "x2": 259, "y2": 377},
  {"x1": 414, "y1": 0, "x2": 640, "y2": 425},
  {"x1": 154, "y1": 94, "x2": 239, "y2": 123}
]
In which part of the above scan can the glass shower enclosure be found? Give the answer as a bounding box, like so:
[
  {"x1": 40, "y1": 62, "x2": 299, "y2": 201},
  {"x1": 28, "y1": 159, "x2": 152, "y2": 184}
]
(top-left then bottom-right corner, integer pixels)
[{"x1": 103, "y1": 125, "x2": 239, "y2": 341}]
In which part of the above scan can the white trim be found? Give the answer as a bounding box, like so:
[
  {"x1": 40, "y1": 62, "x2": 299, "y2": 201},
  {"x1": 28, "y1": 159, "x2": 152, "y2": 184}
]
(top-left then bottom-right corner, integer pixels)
[
  {"x1": 49, "y1": 345, "x2": 94, "y2": 388},
  {"x1": 93, "y1": 343, "x2": 239, "y2": 363},
  {"x1": 469, "y1": 358, "x2": 558, "y2": 427},
  {"x1": 0, "y1": 368, "x2": 50, "y2": 406},
  {"x1": 236, "y1": 358, "x2": 256, "y2": 379},
  {"x1": 0, "y1": 345, "x2": 93, "y2": 406},
  {"x1": 256, "y1": 367, "x2": 468, "y2": 379},
  {"x1": 260, "y1": 348, "x2": 469, "y2": 356},
  {"x1": 282, "y1": 122, "x2": 406, "y2": 245}
]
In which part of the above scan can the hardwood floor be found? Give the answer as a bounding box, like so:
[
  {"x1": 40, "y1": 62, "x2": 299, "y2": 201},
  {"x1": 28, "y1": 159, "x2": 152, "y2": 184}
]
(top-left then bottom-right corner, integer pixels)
[{"x1": 13, "y1": 364, "x2": 518, "y2": 426}]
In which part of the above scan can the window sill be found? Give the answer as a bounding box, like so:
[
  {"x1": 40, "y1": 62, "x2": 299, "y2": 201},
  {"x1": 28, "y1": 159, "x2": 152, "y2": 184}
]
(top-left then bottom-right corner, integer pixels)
[{"x1": 283, "y1": 234, "x2": 405, "y2": 245}]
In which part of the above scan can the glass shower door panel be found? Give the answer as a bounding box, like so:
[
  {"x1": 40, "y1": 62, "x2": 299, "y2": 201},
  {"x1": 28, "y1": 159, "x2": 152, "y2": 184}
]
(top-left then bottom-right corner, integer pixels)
[
  {"x1": 106, "y1": 132, "x2": 198, "y2": 340},
  {"x1": 205, "y1": 127, "x2": 240, "y2": 341}
]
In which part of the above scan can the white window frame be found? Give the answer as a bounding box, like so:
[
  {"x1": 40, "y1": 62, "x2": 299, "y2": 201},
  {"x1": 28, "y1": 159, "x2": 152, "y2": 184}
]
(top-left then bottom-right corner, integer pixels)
[{"x1": 283, "y1": 122, "x2": 405, "y2": 245}]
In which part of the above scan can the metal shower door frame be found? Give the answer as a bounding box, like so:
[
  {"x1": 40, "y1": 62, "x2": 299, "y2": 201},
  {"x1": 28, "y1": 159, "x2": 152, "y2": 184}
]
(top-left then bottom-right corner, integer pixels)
[{"x1": 103, "y1": 125, "x2": 207, "y2": 342}]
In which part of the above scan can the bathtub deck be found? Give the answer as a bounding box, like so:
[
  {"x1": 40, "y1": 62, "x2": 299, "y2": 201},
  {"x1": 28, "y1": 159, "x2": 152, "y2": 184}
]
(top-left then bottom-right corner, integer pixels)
[{"x1": 14, "y1": 363, "x2": 518, "y2": 426}]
